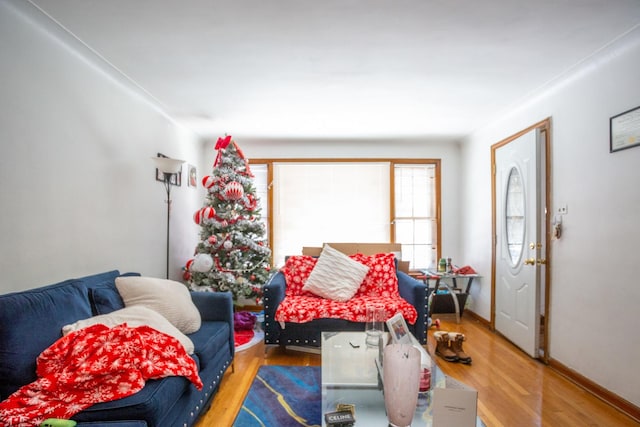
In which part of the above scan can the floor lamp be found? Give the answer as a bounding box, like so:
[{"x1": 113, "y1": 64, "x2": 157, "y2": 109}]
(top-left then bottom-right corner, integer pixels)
[{"x1": 152, "y1": 155, "x2": 185, "y2": 279}]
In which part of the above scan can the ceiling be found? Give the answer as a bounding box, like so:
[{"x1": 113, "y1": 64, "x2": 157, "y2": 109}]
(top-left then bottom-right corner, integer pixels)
[{"x1": 29, "y1": 0, "x2": 640, "y2": 141}]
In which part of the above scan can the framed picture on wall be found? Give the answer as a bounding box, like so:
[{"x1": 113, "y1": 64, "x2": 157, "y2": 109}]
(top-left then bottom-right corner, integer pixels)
[
  {"x1": 188, "y1": 164, "x2": 197, "y2": 188},
  {"x1": 610, "y1": 105, "x2": 640, "y2": 153}
]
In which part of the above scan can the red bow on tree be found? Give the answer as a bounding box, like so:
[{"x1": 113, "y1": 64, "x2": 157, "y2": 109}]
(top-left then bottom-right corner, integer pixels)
[
  {"x1": 214, "y1": 135, "x2": 232, "y2": 166},
  {"x1": 215, "y1": 135, "x2": 232, "y2": 149}
]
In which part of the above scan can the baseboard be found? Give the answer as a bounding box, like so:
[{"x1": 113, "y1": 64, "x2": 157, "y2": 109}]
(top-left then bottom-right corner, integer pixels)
[
  {"x1": 460, "y1": 309, "x2": 491, "y2": 328},
  {"x1": 548, "y1": 358, "x2": 640, "y2": 423}
]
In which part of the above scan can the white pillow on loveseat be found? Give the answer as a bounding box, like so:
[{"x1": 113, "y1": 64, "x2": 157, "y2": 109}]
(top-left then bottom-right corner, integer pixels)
[{"x1": 302, "y1": 244, "x2": 370, "y2": 302}]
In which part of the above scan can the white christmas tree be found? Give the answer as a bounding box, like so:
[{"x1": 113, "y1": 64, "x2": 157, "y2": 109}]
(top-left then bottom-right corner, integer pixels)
[{"x1": 184, "y1": 136, "x2": 272, "y2": 303}]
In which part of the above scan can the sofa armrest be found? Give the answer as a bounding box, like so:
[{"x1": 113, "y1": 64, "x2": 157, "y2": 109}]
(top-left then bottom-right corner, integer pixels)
[
  {"x1": 262, "y1": 271, "x2": 286, "y2": 344},
  {"x1": 190, "y1": 291, "x2": 235, "y2": 354},
  {"x1": 397, "y1": 271, "x2": 428, "y2": 344}
]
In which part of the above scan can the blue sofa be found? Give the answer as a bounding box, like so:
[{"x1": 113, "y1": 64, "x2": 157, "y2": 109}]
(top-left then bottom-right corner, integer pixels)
[
  {"x1": 263, "y1": 269, "x2": 428, "y2": 348},
  {"x1": 0, "y1": 270, "x2": 234, "y2": 427}
]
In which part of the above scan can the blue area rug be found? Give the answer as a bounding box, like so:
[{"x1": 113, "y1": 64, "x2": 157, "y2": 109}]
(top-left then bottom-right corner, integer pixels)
[{"x1": 233, "y1": 365, "x2": 321, "y2": 427}]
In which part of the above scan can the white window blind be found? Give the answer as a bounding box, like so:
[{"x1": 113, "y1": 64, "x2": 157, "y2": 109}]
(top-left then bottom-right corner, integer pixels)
[{"x1": 272, "y1": 162, "x2": 390, "y2": 267}]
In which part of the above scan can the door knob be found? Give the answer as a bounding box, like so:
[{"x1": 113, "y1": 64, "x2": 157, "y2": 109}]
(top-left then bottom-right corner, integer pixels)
[{"x1": 524, "y1": 258, "x2": 536, "y2": 265}]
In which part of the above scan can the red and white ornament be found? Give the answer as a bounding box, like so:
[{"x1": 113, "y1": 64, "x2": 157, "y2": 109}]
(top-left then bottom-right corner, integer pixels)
[
  {"x1": 195, "y1": 207, "x2": 216, "y2": 224},
  {"x1": 185, "y1": 259, "x2": 194, "y2": 270},
  {"x1": 202, "y1": 175, "x2": 216, "y2": 188},
  {"x1": 244, "y1": 194, "x2": 257, "y2": 211},
  {"x1": 223, "y1": 181, "x2": 244, "y2": 200},
  {"x1": 201, "y1": 206, "x2": 216, "y2": 220},
  {"x1": 208, "y1": 235, "x2": 217, "y2": 244},
  {"x1": 193, "y1": 210, "x2": 203, "y2": 225},
  {"x1": 223, "y1": 240, "x2": 233, "y2": 250}
]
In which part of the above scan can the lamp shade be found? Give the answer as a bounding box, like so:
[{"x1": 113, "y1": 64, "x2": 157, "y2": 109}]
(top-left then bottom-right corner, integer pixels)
[{"x1": 152, "y1": 156, "x2": 185, "y2": 173}]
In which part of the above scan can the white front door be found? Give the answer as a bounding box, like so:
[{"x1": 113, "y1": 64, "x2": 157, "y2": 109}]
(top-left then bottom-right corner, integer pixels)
[{"x1": 494, "y1": 129, "x2": 543, "y2": 358}]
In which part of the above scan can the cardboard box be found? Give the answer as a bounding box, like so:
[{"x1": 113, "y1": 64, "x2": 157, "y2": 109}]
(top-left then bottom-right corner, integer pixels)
[{"x1": 302, "y1": 243, "x2": 410, "y2": 273}]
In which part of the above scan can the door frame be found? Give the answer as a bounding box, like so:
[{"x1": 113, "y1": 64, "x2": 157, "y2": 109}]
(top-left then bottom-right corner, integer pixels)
[{"x1": 491, "y1": 117, "x2": 552, "y2": 363}]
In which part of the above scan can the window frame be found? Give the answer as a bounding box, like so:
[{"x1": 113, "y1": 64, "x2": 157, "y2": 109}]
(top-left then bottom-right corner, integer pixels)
[{"x1": 249, "y1": 158, "x2": 441, "y2": 268}]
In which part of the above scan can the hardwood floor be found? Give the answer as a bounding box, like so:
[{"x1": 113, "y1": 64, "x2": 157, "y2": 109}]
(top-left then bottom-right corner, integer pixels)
[{"x1": 195, "y1": 316, "x2": 639, "y2": 427}]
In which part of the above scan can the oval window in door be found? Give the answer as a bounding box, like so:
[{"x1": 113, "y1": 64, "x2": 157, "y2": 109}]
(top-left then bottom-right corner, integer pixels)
[{"x1": 505, "y1": 167, "x2": 525, "y2": 266}]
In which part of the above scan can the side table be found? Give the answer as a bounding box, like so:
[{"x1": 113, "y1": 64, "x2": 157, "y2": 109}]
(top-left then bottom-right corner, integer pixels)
[{"x1": 419, "y1": 269, "x2": 479, "y2": 323}]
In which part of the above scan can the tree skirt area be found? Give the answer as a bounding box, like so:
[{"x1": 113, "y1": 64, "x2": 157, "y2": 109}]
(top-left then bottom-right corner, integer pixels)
[
  {"x1": 234, "y1": 311, "x2": 263, "y2": 351},
  {"x1": 235, "y1": 329, "x2": 263, "y2": 352},
  {"x1": 233, "y1": 365, "x2": 321, "y2": 426}
]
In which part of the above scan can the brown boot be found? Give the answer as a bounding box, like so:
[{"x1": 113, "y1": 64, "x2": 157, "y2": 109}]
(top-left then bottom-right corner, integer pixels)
[
  {"x1": 434, "y1": 331, "x2": 458, "y2": 362},
  {"x1": 450, "y1": 333, "x2": 472, "y2": 364}
]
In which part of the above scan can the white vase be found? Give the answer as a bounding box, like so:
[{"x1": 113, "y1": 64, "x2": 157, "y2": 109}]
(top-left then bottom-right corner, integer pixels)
[{"x1": 383, "y1": 343, "x2": 421, "y2": 427}]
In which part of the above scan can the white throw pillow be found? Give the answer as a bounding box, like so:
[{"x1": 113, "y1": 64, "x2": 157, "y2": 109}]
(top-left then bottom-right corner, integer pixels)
[
  {"x1": 62, "y1": 305, "x2": 195, "y2": 354},
  {"x1": 302, "y1": 244, "x2": 370, "y2": 302},
  {"x1": 115, "y1": 276, "x2": 201, "y2": 334}
]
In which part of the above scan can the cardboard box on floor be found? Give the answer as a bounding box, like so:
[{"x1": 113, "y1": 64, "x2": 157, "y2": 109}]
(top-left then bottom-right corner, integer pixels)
[{"x1": 302, "y1": 243, "x2": 410, "y2": 273}]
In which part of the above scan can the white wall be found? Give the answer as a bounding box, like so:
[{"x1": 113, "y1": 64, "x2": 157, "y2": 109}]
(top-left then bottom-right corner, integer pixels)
[
  {"x1": 222, "y1": 138, "x2": 464, "y2": 263},
  {"x1": 0, "y1": 1, "x2": 203, "y2": 293},
  {"x1": 460, "y1": 28, "x2": 640, "y2": 406}
]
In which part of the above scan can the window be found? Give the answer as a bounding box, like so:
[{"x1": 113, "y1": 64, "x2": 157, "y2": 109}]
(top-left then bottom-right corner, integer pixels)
[
  {"x1": 251, "y1": 159, "x2": 439, "y2": 269},
  {"x1": 393, "y1": 163, "x2": 438, "y2": 269},
  {"x1": 505, "y1": 166, "x2": 525, "y2": 265}
]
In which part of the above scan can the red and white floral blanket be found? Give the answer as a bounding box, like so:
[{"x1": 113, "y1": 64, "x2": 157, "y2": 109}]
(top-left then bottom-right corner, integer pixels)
[
  {"x1": 276, "y1": 253, "x2": 418, "y2": 325},
  {"x1": 0, "y1": 323, "x2": 203, "y2": 427}
]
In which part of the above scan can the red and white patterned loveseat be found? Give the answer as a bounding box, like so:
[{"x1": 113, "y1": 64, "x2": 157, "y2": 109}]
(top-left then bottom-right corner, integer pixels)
[{"x1": 262, "y1": 251, "x2": 428, "y2": 349}]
